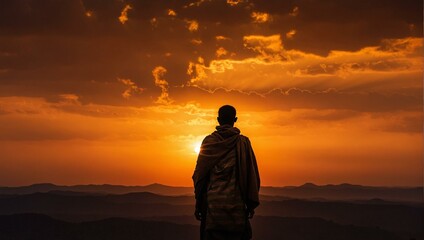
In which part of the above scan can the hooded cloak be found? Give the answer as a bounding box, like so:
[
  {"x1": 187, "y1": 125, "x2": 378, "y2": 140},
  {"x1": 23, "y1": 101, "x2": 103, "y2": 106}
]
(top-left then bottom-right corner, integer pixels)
[{"x1": 192, "y1": 125, "x2": 260, "y2": 231}]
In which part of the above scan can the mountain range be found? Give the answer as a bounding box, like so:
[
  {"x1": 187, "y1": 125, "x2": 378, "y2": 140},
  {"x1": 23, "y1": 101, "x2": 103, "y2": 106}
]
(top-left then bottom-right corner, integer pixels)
[
  {"x1": 0, "y1": 189, "x2": 422, "y2": 239},
  {"x1": 0, "y1": 182, "x2": 421, "y2": 202},
  {"x1": 0, "y1": 183, "x2": 422, "y2": 240}
]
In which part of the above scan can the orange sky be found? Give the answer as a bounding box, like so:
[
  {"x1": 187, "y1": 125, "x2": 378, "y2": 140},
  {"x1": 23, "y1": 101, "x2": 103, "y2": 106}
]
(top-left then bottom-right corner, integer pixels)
[{"x1": 0, "y1": 0, "x2": 422, "y2": 187}]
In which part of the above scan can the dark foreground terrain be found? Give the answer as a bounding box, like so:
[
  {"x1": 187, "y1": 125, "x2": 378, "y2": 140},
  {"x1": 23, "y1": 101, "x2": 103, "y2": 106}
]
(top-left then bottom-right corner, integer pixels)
[
  {"x1": 0, "y1": 183, "x2": 422, "y2": 240},
  {"x1": 0, "y1": 213, "x2": 403, "y2": 240}
]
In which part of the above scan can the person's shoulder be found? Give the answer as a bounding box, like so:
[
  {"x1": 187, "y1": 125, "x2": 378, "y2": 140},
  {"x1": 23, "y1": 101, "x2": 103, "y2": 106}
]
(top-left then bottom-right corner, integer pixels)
[
  {"x1": 202, "y1": 134, "x2": 218, "y2": 143},
  {"x1": 239, "y1": 134, "x2": 249, "y2": 140},
  {"x1": 239, "y1": 134, "x2": 251, "y2": 143}
]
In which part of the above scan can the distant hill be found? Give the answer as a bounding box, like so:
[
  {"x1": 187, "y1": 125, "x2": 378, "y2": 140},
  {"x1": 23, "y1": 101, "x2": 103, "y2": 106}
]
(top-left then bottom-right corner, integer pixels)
[
  {"x1": 0, "y1": 213, "x2": 403, "y2": 240},
  {"x1": 0, "y1": 191, "x2": 194, "y2": 221},
  {"x1": 260, "y1": 183, "x2": 423, "y2": 202},
  {"x1": 0, "y1": 182, "x2": 421, "y2": 202},
  {"x1": 0, "y1": 191, "x2": 422, "y2": 239},
  {"x1": 257, "y1": 199, "x2": 423, "y2": 238},
  {"x1": 0, "y1": 213, "x2": 197, "y2": 240},
  {"x1": 0, "y1": 183, "x2": 194, "y2": 196},
  {"x1": 252, "y1": 216, "x2": 402, "y2": 240}
]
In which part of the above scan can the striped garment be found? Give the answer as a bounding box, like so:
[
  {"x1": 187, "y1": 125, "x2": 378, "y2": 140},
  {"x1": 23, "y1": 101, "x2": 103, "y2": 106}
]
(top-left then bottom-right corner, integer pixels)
[
  {"x1": 206, "y1": 143, "x2": 246, "y2": 231},
  {"x1": 193, "y1": 124, "x2": 260, "y2": 235}
]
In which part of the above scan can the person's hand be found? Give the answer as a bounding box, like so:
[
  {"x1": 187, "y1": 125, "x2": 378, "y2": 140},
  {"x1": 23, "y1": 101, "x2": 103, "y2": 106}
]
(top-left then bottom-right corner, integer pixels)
[
  {"x1": 194, "y1": 209, "x2": 202, "y2": 221},
  {"x1": 247, "y1": 209, "x2": 255, "y2": 219}
]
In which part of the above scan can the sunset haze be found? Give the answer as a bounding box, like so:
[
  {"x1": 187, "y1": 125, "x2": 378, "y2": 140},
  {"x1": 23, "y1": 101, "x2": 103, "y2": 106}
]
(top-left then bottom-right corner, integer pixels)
[{"x1": 0, "y1": 0, "x2": 422, "y2": 187}]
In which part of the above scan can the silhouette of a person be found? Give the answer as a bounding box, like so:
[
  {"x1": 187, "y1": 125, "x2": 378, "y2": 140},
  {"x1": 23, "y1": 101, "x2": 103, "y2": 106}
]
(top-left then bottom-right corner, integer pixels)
[{"x1": 192, "y1": 105, "x2": 260, "y2": 240}]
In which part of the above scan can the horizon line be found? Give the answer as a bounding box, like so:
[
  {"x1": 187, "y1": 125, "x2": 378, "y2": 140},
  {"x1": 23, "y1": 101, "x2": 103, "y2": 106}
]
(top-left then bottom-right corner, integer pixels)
[{"x1": 0, "y1": 182, "x2": 422, "y2": 188}]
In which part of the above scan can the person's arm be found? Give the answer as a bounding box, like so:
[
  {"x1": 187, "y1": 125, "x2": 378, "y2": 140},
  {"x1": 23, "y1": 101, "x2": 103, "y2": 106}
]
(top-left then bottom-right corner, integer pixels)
[
  {"x1": 245, "y1": 138, "x2": 260, "y2": 218},
  {"x1": 192, "y1": 136, "x2": 212, "y2": 221},
  {"x1": 194, "y1": 178, "x2": 208, "y2": 221}
]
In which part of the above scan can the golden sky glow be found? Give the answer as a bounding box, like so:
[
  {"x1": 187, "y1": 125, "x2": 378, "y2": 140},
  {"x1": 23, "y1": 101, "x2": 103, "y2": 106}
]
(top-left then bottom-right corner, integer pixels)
[{"x1": 0, "y1": 0, "x2": 422, "y2": 187}]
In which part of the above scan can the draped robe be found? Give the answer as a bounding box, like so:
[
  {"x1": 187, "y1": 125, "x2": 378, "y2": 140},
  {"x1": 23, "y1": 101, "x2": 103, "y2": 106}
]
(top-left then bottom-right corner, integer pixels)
[{"x1": 192, "y1": 125, "x2": 260, "y2": 233}]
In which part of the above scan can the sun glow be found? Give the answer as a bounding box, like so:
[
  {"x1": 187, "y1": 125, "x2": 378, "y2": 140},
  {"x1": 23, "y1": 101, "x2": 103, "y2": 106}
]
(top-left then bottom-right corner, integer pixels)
[{"x1": 194, "y1": 142, "x2": 201, "y2": 154}]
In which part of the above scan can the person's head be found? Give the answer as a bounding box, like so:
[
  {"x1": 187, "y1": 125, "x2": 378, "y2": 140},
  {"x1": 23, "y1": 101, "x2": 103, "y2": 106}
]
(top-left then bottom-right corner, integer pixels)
[{"x1": 217, "y1": 105, "x2": 237, "y2": 126}]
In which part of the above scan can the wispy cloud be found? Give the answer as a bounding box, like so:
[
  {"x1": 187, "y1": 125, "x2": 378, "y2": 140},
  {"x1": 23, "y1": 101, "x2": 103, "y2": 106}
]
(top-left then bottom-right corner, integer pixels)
[
  {"x1": 251, "y1": 12, "x2": 272, "y2": 23},
  {"x1": 118, "y1": 78, "x2": 144, "y2": 99},
  {"x1": 59, "y1": 94, "x2": 81, "y2": 105},
  {"x1": 191, "y1": 38, "x2": 202, "y2": 45},
  {"x1": 289, "y1": 6, "x2": 299, "y2": 16},
  {"x1": 119, "y1": 4, "x2": 132, "y2": 24},
  {"x1": 152, "y1": 66, "x2": 173, "y2": 104},
  {"x1": 187, "y1": 37, "x2": 422, "y2": 93},
  {"x1": 243, "y1": 34, "x2": 284, "y2": 61},
  {"x1": 216, "y1": 47, "x2": 228, "y2": 58},
  {"x1": 185, "y1": 19, "x2": 199, "y2": 32},
  {"x1": 226, "y1": 0, "x2": 243, "y2": 6},
  {"x1": 286, "y1": 29, "x2": 296, "y2": 39},
  {"x1": 167, "y1": 9, "x2": 177, "y2": 16},
  {"x1": 186, "y1": 0, "x2": 209, "y2": 8},
  {"x1": 216, "y1": 35, "x2": 230, "y2": 41}
]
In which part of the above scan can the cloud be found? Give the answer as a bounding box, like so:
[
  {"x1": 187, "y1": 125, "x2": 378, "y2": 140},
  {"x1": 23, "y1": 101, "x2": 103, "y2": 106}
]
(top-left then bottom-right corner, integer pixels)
[
  {"x1": 0, "y1": 94, "x2": 420, "y2": 143},
  {"x1": 185, "y1": 19, "x2": 199, "y2": 32},
  {"x1": 119, "y1": 4, "x2": 132, "y2": 24},
  {"x1": 58, "y1": 94, "x2": 81, "y2": 105},
  {"x1": 167, "y1": 9, "x2": 177, "y2": 16},
  {"x1": 371, "y1": 111, "x2": 423, "y2": 133},
  {"x1": 289, "y1": 6, "x2": 299, "y2": 16},
  {"x1": 187, "y1": 37, "x2": 423, "y2": 93},
  {"x1": 227, "y1": 0, "x2": 244, "y2": 6},
  {"x1": 191, "y1": 38, "x2": 202, "y2": 45},
  {"x1": 186, "y1": 117, "x2": 215, "y2": 126},
  {"x1": 286, "y1": 29, "x2": 296, "y2": 39},
  {"x1": 0, "y1": 96, "x2": 217, "y2": 141},
  {"x1": 216, "y1": 35, "x2": 230, "y2": 41},
  {"x1": 186, "y1": 57, "x2": 211, "y2": 88},
  {"x1": 216, "y1": 47, "x2": 228, "y2": 58},
  {"x1": 243, "y1": 34, "x2": 284, "y2": 61},
  {"x1": 118, "y1": 78, "x2": 145, "y2": 99},
  {"x1": 186, "y1": 0, "x2": 210, "y2": 8},
  {"x1": 0, "y1": 0, "x2": 422, "y2": 111},
  {"x1": 172, "y1": 85, "x2": 421, "y2": 113},
  {"x1": 379, "y1": 38, "x2": 423, "y2": 54},
  {"x1": 251, "y1": 12, "x2": 272, "y2": 23},
  {"x1": 152, "y1": 66, "x2": 173, "y2": 104},
  {"x1": 267, "y1": 88, "x2": 422, "y2": 112},
  {"x1": 2, "y1": 93, "x2": 418, "y2": 140},
  {"x1": 0, "y1": 96, "x2": 105, "y2": 140}
]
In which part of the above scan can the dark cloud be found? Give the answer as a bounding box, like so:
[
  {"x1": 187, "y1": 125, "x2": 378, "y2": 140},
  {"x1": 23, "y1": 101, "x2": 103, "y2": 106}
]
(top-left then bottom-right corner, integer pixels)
[
  {"x1": 0, "y1": 0, "x2": 88, "y2": 35},
  {"x1": 378, "y1": 114, "x2": 423, "y2": 133},
  {"x1": 0, "y1": 0, "x2": 421, "y2": 110},
  {"x1": 260, "y1": 0, "x2": 423, "y2": 55},
  {"x1": 266, "y1": 88, "x2": 422, "y2": 112},
  {"x1": 171, "y1": 86, "x2": 422, "y2": 113},
  {"x1": 296, "y1": 59, "x2": 414, "y2": 75},
  {"x1": 293, "y1": 109, "x2": 361, "y2": 122},
  {"x1": 0, "y1": 117, "x2": 103, "y2": 141}
]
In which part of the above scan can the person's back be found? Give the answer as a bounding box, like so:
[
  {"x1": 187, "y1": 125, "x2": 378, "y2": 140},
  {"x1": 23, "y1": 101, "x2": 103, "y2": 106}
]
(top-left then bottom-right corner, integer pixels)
[{"x1": 192, "y1": 105, "x2": 260, "y2": 240}]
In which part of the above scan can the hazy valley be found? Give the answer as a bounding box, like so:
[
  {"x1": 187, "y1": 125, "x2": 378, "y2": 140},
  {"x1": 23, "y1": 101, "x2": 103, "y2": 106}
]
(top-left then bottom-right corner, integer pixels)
[{"x1": 0, "y1": 183, "x2": 422, "y2": 240}]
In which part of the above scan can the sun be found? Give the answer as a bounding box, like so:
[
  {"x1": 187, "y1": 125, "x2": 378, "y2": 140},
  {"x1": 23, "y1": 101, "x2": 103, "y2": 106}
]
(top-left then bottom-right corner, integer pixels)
[{"x1": 194, "y1": 142, "x2": 201, "y2": 154}]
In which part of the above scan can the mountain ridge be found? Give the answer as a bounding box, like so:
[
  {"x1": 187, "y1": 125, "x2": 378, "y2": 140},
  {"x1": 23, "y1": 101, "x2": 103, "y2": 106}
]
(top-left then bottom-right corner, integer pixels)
[{"x1": 0, "y1": 182, "x2": 421, "y2": 202}]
